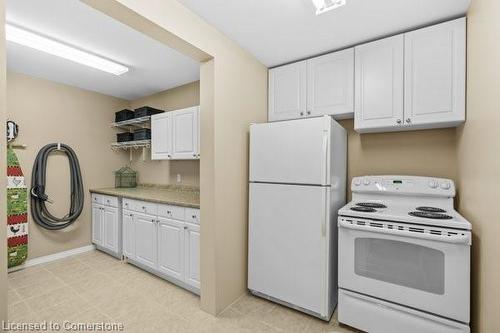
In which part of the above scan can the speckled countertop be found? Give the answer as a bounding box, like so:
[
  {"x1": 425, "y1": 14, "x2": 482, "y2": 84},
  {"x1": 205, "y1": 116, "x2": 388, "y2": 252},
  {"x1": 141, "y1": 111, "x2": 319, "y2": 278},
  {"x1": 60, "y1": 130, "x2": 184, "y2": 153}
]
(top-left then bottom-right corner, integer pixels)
[{"x1": 90, "y1": 184, "x2": 200, "y2": 208}]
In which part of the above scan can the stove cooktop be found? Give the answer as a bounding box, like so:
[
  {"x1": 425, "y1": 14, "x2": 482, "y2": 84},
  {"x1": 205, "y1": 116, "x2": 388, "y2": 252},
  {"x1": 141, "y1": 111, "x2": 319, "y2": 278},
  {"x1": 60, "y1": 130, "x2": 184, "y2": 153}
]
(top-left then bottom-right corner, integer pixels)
[
  {"x1": 409, "y1": 211, "x2": 453, "y2": 220},
  {"x1": 339, "y1": 202, "x2": 471, "y2": 230}
]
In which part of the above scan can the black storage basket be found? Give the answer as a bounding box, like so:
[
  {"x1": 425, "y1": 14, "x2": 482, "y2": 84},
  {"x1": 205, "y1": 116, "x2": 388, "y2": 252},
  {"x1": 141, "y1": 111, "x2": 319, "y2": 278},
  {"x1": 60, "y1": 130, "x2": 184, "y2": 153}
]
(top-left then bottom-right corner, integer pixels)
[
  {"x1": 134, "y1": 106, "x2": 163, "y2": 118},
  {"x1": 116, "y1": 132, "x2": 134, "y2": 142},
  {"x1": 134, "y1": 128, "x2": 151, "y2": 141},
  {"x1": 115, "y1": 109, "x2": 134, "y2": 123}
]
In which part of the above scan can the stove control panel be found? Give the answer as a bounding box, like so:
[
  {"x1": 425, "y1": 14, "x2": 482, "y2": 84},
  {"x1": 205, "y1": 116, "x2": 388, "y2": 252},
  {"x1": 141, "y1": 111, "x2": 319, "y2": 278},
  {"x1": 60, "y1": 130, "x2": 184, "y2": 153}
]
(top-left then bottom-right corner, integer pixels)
[{"x1": 351, "y1": 175, "x2": 456, "y2": 197}]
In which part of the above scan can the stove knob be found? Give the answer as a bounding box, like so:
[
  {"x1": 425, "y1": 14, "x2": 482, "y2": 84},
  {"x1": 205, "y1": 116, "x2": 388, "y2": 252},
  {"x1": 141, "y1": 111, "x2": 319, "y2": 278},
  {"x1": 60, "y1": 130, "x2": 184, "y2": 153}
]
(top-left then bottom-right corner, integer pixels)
[
  {"x1": 363, "y1": 178, "x2": 371, "y2": 186},
  {"x1": 353, "y1": 178, "x2": 361, "y2": 186},
  {"x1": 428, "y1": 180, "x2": 438, "y2": 189},
  {"x1": 440, "y1": 181, "x2": 451, "y2": 190}
]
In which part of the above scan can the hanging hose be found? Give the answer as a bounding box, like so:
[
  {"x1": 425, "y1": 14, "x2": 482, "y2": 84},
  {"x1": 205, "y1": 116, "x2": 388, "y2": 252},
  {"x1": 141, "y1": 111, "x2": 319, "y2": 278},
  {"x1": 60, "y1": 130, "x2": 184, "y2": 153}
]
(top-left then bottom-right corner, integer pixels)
[{"x1": 30, "y1": 143, "x2": 84, "y2": 230}]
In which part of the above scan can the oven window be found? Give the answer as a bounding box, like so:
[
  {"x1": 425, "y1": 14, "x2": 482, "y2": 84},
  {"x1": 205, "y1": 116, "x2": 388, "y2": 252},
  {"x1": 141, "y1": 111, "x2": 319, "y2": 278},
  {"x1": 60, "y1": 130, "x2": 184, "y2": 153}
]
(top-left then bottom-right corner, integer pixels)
[{"x1": 354, "y1": 238, "x2": 445, "y2": 295}]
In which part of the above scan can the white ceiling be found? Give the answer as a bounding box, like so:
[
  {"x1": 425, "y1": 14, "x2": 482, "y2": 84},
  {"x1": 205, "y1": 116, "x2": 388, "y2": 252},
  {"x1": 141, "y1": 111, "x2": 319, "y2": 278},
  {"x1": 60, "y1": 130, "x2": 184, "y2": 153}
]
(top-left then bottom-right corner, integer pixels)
[
  {"x1": 179, "y1": 0, "x2": 471, "y2": 67},
  {"x1": 6, "y1": 0, "x2": 200, "y2": 100}
]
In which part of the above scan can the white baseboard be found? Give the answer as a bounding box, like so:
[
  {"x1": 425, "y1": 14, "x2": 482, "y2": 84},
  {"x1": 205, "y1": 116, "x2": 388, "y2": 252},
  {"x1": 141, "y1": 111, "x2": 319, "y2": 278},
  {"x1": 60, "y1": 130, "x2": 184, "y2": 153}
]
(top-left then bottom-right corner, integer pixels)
[{"x1": 8, "y1": 244, "x2": 96, "y2": 273}]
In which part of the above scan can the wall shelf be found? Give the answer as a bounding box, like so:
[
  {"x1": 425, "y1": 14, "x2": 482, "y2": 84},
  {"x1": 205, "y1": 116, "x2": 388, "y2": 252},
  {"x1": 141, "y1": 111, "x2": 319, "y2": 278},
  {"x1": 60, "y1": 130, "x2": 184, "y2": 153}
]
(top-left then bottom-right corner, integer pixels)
[
  {"x1": 111, "y1": 140, "x2": 151, "y2": 161},
  {"x1": 111, "y1": 116, "x2": 150, "y2": 129},
  {"x1": 110, "y1": 139, "x2": 151, "y2": 150}
]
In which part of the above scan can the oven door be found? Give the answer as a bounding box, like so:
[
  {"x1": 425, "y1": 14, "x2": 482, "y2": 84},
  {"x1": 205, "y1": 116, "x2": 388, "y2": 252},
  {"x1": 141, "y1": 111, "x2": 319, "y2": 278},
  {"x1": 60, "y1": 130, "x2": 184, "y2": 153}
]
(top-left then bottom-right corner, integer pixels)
[{"x1": 338, "y1": 217, "x2": 471, "y2": 323}]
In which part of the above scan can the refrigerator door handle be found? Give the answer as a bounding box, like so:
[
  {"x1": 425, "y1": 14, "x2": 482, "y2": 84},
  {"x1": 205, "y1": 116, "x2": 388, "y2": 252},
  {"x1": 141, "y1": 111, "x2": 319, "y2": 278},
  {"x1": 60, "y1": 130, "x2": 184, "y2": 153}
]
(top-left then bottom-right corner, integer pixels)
[{"x1": 320, "y1": 132, "x2": 329, "y2": 185}]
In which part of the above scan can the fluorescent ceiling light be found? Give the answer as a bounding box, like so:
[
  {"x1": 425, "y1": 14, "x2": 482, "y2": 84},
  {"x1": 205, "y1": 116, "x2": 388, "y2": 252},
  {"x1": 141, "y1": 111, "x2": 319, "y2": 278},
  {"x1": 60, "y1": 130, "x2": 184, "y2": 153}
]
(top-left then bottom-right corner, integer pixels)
[
  {"x1": 311, "y1": 0, "x2": 346, "y2": 15},
  {"x1": 5, "y1": 24, "x2": 129, "y2": 75}
]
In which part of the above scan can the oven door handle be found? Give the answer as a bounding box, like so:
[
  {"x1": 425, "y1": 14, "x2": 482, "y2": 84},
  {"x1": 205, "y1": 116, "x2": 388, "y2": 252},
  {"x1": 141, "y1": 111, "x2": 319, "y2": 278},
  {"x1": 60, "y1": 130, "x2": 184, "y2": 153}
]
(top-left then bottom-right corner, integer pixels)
[{"x1": 338, "y1": 220, "x2": 471, "y2": 245}]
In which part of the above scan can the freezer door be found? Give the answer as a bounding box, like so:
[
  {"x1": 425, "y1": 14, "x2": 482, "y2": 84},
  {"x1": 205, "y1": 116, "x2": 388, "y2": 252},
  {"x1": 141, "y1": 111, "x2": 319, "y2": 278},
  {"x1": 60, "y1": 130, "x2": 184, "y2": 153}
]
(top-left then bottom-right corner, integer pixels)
[
  {"x1": 249, "y1": 117, "x2": 331, "y2": 185},
  {"x1": 248, "y1": 183, "x2": 331, "y2": 316}
]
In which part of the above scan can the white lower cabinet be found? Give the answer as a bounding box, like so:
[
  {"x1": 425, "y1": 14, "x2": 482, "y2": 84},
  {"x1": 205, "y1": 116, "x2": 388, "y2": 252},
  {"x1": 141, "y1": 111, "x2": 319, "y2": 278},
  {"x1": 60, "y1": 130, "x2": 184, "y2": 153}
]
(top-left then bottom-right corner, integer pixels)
[
  {"x1": 91, "y1": 194, "x2": 121, "y2": 258},
  {"x1": 103, "y1": 206, "x2": 119, "y2": 254},
  {"x1": 157, "y1": 217, "x2": 184, "y2": 281},
  {"x1": 184, "y1": 223, "x2": 201, "y2": 289},
  {"x1": 92, "y1": 204, "x2": 103, "y2": 245},
  {"x1": 134, "y1": 212, "x2": 158, "y2": 270},
  {"x1": 122, "y1": 198, "x2": 201, "y2": 293},
  {"x1": 122, "y1": 211, "x2": 135, "y2": 260}
]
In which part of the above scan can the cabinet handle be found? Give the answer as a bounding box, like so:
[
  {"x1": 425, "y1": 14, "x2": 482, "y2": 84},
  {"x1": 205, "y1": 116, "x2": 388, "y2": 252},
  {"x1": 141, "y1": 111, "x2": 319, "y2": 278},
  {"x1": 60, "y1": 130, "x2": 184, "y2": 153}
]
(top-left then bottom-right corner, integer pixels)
[
  {"x1": 192, "y1": 215, "x2": 196, "y2": 219},
  {"x1": 193, "y1": 154, "x2": 196, "y2": 157},
  {"x1": 300, "y1": 112, "x2": 304, "y2": 116},
  {"x1": 406, "y1": 118, "x2": 412, "y2": 124},
  {"x1": 396, "y1": 119, "x2": 402, "y2": 124},
  {"x1": 307, "y1": 111, "x2": 311, "y2": 115},
  {"x1": 167, "y1": 154, "x2": 171, "y2": 158},
  {"x1": 184, "y1": 226, "x2": 188, "y2": 230}
]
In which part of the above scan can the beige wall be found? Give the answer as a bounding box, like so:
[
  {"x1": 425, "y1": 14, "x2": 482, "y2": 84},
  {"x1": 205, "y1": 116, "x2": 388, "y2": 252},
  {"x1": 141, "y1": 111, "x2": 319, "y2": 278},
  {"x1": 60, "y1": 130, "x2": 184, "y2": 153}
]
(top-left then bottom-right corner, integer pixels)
[
  {"x1": 0, "y1": 0, "x2": 7, "y2": 322},
  {"x1": 83, "y1": 0, "x2": 269, "y2": 315},
  {"x1": 338, "y1": 120, "x2": 458, "y2": 199},
  {"x1": 459, "y1": 1, "x2": 500, "y2": 331},
  {"x1": 6, "y1": 72, "x2": 129, "y2": 260},
  {"x1": 128, "y1": 81, "x2": 200, "y2": 186}
]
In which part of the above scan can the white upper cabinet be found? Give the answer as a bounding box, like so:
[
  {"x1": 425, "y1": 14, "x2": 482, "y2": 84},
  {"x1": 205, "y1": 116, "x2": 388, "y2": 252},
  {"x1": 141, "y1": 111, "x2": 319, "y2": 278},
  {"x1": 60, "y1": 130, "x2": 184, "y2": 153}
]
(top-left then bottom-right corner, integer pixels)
[
  {"x1": 269, "y1": 61, "x2": 307, "y2": 121},
  {"x1": 354, "y1": 18, "x2": 466, "y2": 133},
  {"x1": 307, "y1": 48, "x2": 354, "y2": 119},
  {"x1": 172, "y1": 106, "x2": 200, "y2": 159},
  {"x1": 269, "y1": 51, "x2": 355, "y2": 122},
  {"x1": 404, "y1": 18, "x2": 466, "y2": 129},
  {"x1": 151, "y1": 106, "x2": 200, "y2": 160},
  {"x1": 151, "y1": 112, "x2": 172, "y2": 160},
  {"x1": 355, "y1": 35, "x2": 405, "y2": 133}
]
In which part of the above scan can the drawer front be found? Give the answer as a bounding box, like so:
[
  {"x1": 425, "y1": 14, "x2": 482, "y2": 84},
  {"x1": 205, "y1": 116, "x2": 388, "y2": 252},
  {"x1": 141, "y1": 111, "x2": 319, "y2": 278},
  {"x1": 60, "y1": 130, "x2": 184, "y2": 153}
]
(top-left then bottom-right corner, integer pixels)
[
  {"x1": 158, "y1": 204, "x2": 185, "y2": 221},
  {"x1": 102, "y1": 195, "x2": 118, "y2": 207},
  {"x1": 185, "y1": 208, "x2": 200, "y2": 224},
  {"x1": 122, "y1": 198, "x2": 135, "y2": 211},
  {"x1": 92, "y1": 193, "x2": 103, "y2": 205},
  {"x1": 135, "y1": 201, "x2": 158, "y2": 216}
]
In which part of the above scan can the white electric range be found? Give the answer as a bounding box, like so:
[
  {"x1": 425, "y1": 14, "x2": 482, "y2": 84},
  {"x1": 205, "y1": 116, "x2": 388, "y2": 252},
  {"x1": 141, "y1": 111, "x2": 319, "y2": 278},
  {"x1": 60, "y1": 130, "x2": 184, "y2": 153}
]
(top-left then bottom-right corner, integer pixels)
[{"x1": 337, "y1": 175, "x2": 471, "y2": 333}]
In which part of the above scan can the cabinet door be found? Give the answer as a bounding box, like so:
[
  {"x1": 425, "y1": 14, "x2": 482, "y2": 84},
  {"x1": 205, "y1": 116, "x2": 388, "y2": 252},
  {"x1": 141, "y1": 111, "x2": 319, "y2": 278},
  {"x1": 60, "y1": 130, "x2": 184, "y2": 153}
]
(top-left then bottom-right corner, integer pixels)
[
  {"x1": 157, "y1": 217, "x2": 184, "y2": 280},
  {"x1": 268, "y1": 61, "x2": 307, "y2": 122},
  {"x1": 151, "y1": 112, "x2": 172, "y2": 160},
  {"x1": 103, "y1": 206, "x2": 119, "y2": 253},
  {"x1": 307, "y1": 48, "x2": 354, "y2": 119},
  {"x1": 171, "y1": 106, "x2": 199, "y2": 160},
  {"x1": 404, "y1": 18, "x2": 466, "y2": 128},
  {"x1": 91, "y1": 204, "x2": 103, "y2": 246},
  {"x1": 134, "y1": 213, "x2": 158, "y2": 269},
  {"x1": 122, "y1": 211, "x2": 135, "y2": 259},
  {"x1": 184, "y1": 223, "x2": 200, "y2": 289},
  {"x1": 355, "y1": 35, "x2": 404, "y2": 133}
]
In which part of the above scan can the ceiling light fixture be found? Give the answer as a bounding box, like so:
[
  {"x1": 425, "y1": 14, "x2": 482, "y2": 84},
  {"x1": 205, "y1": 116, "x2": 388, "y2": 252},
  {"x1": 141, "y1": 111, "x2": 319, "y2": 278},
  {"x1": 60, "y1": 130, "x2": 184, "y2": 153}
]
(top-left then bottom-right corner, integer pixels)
[
  {"x1": 311, "y1": 0, "x2": 346, "y2": 15},
  {"x1": 5, "y1": 24, "x2": 129, "y2": 75}
]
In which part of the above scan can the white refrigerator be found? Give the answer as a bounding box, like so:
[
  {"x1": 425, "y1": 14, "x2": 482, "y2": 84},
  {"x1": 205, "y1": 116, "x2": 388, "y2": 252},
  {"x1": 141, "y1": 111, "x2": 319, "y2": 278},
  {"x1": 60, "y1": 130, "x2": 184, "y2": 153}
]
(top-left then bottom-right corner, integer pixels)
[{"x1": 248, "y1": 116, "x2": 347, "y2": 321}]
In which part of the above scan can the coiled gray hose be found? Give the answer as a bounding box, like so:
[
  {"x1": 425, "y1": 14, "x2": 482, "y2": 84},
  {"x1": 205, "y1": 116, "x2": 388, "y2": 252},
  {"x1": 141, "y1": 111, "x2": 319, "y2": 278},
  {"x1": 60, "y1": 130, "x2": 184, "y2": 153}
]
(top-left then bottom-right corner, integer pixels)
[{"x1": 30, "y1": 143, "x2": 84, "y2": 230}]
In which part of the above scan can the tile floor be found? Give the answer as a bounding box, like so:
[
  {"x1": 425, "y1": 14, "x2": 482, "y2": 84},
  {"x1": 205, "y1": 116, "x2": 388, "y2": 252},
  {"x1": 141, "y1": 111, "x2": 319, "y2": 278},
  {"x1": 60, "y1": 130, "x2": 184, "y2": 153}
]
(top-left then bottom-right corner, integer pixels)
[{"x1": 7, "y1": 250, "x2": 359, "y2": 333}]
